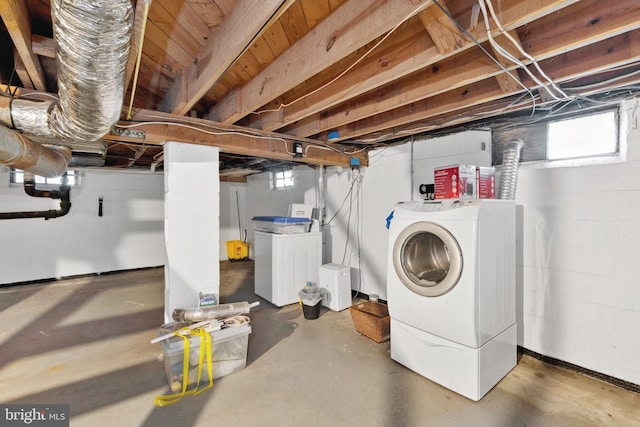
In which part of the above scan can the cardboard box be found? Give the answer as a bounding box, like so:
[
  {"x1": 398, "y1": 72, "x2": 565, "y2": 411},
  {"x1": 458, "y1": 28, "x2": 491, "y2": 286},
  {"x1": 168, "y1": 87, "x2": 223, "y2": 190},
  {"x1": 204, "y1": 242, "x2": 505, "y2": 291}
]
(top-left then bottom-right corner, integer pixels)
[
  {"x1": 476, "y1": 166, "x2": 496, "y2": 199},
  {"x1": 434, "y1": 165, "x2": 476, "y2": 199}
]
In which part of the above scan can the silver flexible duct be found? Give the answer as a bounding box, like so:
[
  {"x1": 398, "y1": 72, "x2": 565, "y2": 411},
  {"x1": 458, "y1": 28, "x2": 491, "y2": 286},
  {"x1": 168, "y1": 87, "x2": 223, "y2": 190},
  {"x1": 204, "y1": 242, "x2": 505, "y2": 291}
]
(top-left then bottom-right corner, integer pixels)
[
  {"x1": 498, "y1": 139, "x2": 524, "y2": 200},
  {"x1": 10, "y1": 0, "x2": 133, "y2": 143}
]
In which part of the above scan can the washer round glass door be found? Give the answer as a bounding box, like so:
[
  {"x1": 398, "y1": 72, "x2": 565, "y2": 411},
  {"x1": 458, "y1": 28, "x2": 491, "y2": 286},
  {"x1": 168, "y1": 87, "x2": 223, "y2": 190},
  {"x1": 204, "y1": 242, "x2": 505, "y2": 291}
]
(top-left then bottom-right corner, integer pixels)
[{"x1": 392, "y1": 221, "x2": 462, "y2": 297}]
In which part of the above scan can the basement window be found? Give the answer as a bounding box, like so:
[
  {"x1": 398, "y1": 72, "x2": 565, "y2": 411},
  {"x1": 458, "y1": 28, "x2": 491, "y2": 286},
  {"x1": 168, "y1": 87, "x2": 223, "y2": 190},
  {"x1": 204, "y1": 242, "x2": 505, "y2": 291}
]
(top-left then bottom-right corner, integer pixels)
[
  {"x1": 272, "y1": 169, "x2": 294, "y2": 189},
  {"x1": 10, "y1": 169, "x2": 82, "y2": 187},
  {"x1": 547, "y1": 110, "x2": 618, "y2": 160},
  {"x1": 492, "y1": 107, "x2": 621, "y2": 166}
]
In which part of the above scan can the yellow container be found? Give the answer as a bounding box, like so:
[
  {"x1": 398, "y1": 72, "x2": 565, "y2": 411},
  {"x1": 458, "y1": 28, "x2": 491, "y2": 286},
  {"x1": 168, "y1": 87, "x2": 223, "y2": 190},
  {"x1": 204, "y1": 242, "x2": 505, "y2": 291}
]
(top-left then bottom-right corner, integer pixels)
[{"x1": 226, "y1": 240, "x2": 249, "y2": 261}]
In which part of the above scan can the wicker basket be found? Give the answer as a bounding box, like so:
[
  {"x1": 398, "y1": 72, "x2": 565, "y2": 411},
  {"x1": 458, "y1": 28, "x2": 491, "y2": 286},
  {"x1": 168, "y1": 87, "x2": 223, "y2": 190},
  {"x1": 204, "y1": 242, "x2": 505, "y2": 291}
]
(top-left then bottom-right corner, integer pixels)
[{"x1": 349, "y1": 301, "x2": 390, "y2": 343}]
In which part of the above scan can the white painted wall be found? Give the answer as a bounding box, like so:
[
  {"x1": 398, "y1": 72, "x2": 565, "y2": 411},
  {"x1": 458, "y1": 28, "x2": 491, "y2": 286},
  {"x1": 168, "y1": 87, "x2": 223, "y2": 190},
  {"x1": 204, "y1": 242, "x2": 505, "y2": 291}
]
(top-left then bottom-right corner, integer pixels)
[
  {"x1": 324, "y1": 145, "x2": 412, "y2": 299},
  {"x1": 514, "y1": 99, "x2": 640, "y2": 385},
  {"x1": 0, "y1": 168, "x2": 164, "y2": 284}
]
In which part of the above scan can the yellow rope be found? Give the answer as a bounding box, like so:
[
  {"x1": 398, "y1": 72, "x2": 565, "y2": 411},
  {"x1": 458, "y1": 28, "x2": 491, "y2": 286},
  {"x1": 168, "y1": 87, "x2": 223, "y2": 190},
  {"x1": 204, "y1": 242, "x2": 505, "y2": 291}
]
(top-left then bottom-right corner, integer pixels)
[{"x1": 154, "y1": 327, "x2": 213, "y2": 406}]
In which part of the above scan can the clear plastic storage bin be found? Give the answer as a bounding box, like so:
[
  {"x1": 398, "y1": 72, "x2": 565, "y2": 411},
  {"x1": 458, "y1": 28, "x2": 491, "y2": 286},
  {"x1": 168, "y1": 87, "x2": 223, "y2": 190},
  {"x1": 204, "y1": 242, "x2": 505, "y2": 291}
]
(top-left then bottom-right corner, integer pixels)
[{"x1": 161, "y1": 324, "x2": 251, "y2": 392}]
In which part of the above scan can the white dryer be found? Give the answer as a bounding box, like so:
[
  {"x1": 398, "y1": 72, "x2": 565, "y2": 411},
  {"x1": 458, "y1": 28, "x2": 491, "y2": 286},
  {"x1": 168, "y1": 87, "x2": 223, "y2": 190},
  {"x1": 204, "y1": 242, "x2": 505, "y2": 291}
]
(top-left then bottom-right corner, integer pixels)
[{"x1": 386, "y1": 199, "x2": 516, "y2": 401}]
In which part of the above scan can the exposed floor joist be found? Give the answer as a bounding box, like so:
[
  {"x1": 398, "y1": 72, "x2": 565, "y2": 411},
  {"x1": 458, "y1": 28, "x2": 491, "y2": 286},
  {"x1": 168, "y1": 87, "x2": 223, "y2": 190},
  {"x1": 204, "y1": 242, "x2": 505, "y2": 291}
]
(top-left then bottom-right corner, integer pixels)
[
  {"x1": 2, "y1": 0, "x2": 639, "y2": 174},
  {"x1": 0, "y1": 0, "x2": 46, "y2": 90},
  {"x1": 242, "y1": 0, "x2": 582, "y2": 133},
  {"x1": 278, "y1": 0, "x2": 640, "y2": 141},
  {"x1": 206, "y1": 0, "x2": 432, "y2": 124},
  {"x1": 340, "y1": 30, "x2": 640, "y2": 143},
  {"x1": 160, "y1": 0, "x2": 293, "y2": 116}
]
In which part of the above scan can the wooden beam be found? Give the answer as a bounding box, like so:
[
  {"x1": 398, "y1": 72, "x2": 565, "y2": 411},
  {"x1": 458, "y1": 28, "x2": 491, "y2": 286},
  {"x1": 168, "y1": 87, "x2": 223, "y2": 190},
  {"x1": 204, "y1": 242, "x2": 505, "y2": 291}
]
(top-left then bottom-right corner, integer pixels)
[
  {"x1": 220, "y1": 176, "x2": 249, "y2": 183},
  {"x1": 368, "y1": 68, "x2": 640, "y2": 143},
  {"x1": 13, "y1": 49, "x2": 35, "y2": 89},
  {"x1": 159, "y1": 70, "x2": 188, "y2": 115},
  {"x1": 415, "y1": 1, "x2": 464, "y2": 54},
  {"x1": 490, "y1": 31, "x2": 526, "y2": 93},
  {"x1": 207, "y1": 0, "x2": 432, "y2": 124},
  {"x1": 247, "y1": 0, "x2": 581, "y2": 133},
  {"x1": 313, "y1": 29, "x2": 640, "y2": 143},
  {"x1": 106, "y1": 109, "x2": 368, "y2": 168},
  {"x1": 31, "y1": 35, "x2": 55, "y2": 59},
  {"x1": 0, "y1": 0, "x2": 47, "y2": 91},
  {"x1": 160, "y1": 0, "x2": 293, "y2": 116},
  {"x1": 0, "y1": 84, "x2": 25, "y2": 97},
  {"x1": 127, "y1": 146, "x2": 149, "y2": 168},
  {"x1": 280, "y1": 0, "x2": 640, "y2": 138}
]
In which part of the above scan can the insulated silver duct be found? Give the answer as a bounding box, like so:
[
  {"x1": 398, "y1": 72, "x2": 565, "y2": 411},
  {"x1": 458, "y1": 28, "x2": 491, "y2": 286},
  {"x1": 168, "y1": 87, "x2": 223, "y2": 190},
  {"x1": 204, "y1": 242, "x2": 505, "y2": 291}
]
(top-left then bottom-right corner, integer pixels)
[
  {"x1": 498, "y1": 139, "x2": 524, "y2": 200},
  {"x1": 10, "y1": 0, "x2": 133, "y2": 143}
]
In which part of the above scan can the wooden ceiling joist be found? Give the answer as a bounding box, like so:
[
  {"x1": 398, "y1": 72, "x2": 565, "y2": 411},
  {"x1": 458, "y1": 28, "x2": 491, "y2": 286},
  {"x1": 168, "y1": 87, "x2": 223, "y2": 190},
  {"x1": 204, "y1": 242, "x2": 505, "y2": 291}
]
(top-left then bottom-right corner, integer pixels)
[
  {"x1": 160, "y1": 0, "x2": 293, "y2": 116},
  {"x1": 279, "y1": 0, "x2": 640, "y2": 140},
  {"x1": 31, "y1": 35, "x2": 55, "y2": 59},
  {"x1": 206, "y1": 0, "x2": 432, "y2": 124},
  {"x1": 381, "y1": 66, "x2": 640, "y2": 142},
  {"x1": 0, "y1": 0, "x2": 46, "y2": 91},
  {"x1": 124, "y1": 0, "x2": 150, "y2": 96},
  {"x1": 318, "y1": 29, "x2": 640, "y2": 143},
  {"x1": 2, "y1": 0, "x2": 638, "y2": 174},
  {"x1": 12, "y1": 50, "x2": 34, "y2": 90},
  {"x1": 489, "y1": 31, "x2": 526, "y2": 93},
  {"x1": 416, "y1": 1, "x2": 464, "y2": 54},
  {"x1": 245, "y1": 0, "x2": 584, "y2": 133}
]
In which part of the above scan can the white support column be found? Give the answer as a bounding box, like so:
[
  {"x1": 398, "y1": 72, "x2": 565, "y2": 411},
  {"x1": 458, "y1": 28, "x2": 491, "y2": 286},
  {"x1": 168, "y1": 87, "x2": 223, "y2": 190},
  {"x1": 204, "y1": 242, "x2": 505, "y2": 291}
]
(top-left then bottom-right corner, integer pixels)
[{"x1": 163, "y1": 142, "x2": 220, "y2": 322}]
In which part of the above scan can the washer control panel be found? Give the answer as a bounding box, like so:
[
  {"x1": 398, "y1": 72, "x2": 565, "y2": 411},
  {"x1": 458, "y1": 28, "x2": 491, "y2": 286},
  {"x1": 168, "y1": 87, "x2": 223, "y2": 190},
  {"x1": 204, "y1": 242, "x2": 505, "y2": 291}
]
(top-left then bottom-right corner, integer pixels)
[{"x1": 415, "y1": 199, "x2": 480, "y2": 212}]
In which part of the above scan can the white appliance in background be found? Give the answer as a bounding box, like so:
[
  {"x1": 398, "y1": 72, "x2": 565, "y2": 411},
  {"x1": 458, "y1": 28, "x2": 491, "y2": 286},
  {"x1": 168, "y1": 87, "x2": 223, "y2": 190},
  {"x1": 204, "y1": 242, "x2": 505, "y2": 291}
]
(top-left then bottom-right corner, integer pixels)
[
  {"x1": 254, "y1": 230, "x2": 322, "y2": 307},
  {"x1": 288, "y1": 203, "x2": 313, "y2": 218},
  {"x1": 386, "y1": 199, "x2": 516, "y2": 401},
  {"x1": 319, "y1": 263, "x2": 352, "y2": 311}
]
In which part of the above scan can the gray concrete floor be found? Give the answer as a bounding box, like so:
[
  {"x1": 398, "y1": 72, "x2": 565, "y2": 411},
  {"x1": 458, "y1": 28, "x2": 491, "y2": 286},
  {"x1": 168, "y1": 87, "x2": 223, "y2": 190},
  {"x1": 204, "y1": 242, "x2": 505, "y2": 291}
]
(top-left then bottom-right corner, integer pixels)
[{"x1": 1, "y1": 261, "x2": 639, "y2": 427}]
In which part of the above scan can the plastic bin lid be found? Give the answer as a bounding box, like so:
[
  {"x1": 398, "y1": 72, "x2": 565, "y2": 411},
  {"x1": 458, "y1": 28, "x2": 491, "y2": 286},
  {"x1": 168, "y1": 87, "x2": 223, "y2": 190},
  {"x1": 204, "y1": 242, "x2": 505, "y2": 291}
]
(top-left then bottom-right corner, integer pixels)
[
  {"x1": 252, "y1": 216, "x2": 311, "y2": 223},
  {"x1": 160, "y1": 323, "x2": 252, "y2": 351}
]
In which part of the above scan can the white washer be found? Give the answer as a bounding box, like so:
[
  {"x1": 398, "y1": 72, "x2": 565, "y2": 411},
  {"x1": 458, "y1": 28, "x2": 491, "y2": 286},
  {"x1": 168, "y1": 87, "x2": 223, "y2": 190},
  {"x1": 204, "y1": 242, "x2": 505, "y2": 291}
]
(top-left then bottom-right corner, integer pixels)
[
  {"x1": 254, "y1": 231, "x2": 322, "y2": 307},
  {"x1": 386, "y1": 198, "x2": 516, "y2": 401}
]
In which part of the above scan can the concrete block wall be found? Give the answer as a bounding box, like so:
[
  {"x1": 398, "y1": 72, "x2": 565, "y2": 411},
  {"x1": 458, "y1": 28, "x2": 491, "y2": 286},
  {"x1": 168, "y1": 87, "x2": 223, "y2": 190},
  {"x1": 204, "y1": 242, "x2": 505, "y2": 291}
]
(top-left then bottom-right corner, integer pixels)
[
  {"x1": 0, "y1": 168, "x2": 165, "y2": 284},
  {"x1": 515, "y1": 98, "x2": 640, "y2": 385}
]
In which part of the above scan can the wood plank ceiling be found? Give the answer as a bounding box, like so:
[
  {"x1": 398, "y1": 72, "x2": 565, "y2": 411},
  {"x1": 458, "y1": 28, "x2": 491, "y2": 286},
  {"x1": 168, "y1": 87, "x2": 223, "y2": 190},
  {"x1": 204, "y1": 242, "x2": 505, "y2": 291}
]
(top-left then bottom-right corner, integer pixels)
[{"x1": 1, "y1": 0, "x2": 639, "y2": 179}]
